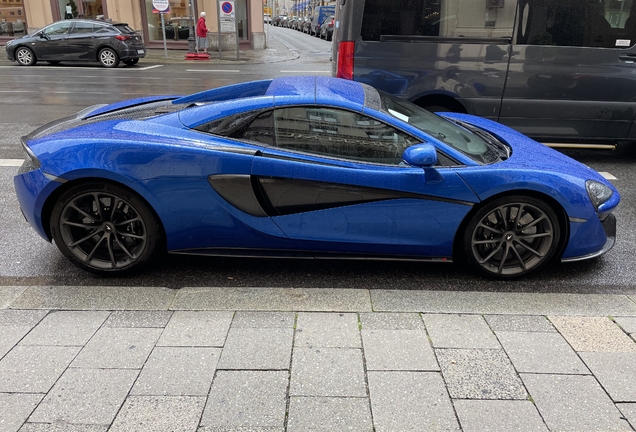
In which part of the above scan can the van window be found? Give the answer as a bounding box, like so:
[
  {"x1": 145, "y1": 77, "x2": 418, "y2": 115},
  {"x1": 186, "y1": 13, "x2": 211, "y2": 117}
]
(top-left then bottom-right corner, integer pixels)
[
  {"x1": 518, "y1": 0, "x2": 634, "y2": 48},
  {"x1": 361, "y1": 0, "x2": 516, "y2": 40}
]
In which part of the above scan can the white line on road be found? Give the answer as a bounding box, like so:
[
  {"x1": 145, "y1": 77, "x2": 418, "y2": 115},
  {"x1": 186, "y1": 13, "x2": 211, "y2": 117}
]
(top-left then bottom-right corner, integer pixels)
[
  {"x1": 0, "y1": 159, "x2": 24, "y2": 167},
  {"x1": 599, "y1": 172, "x2": 618, "y2": 180},
  {"x1": 186, "y1": 69, "x2": 241, "y2": 73},
  {"x1": 0, "y1": 64, "x2": 163, "y2": 71}
]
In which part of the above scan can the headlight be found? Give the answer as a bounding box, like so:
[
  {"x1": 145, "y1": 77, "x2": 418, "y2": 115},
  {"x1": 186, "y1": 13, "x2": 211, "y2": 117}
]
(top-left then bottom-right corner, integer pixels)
[
  {"x1": 586, "y1": 180, "x2": 613, "y2": 210},
  {"x1": 18, "y1": 138, "x2": 41, "y2": 174}
]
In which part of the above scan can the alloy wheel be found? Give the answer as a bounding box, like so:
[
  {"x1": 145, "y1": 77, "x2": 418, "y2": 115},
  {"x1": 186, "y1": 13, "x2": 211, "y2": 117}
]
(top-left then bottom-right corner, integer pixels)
[
  {"x1": 99, "y1": 48, "x2": 119, "y2": 67},
  {"x1": 16, "y1": 48, "x2": 35, "y2": 66}
]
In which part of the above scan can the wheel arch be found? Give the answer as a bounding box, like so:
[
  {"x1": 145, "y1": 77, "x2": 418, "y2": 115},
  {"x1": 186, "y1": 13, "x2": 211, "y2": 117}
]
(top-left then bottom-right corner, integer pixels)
[
  {"x1": 412, "y1": 93, "x2": 468, "y2": 113},
  {"x1": 452, "y1": 189, "x2": 570, "y2": 264},
  {"x1": 41, "y1": 177, "x2": 167, "y2": 249}
]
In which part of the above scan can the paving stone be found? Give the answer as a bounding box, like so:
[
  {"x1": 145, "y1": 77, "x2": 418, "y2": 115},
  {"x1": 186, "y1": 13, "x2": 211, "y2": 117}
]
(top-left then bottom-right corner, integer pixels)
[
  {"x1": 19, "y1": 311, "x2": 109, "y2": 346},
  {"x1": 614, "y1": 316, "x2": 636, "y2": 334},
  {"x1": 217, "y1": 328, "x2": 293, "y2": 370},
  {"x1": 201, "y1": 371, "x2": 288, "y2": 429},
  {"x1": 497, "y1": 332, "x2": 589, "y2": 374},
  {"x1": 361, "y1": 329, "x2": 438, "y2": 371},
  {"x1": 0, "y1": 310, "x2": 48, "y2": 326},
  {"x1": 522, "y1": 373, "x2": 632, "y2": 431},
  {"x1": 157, "y1": 311, "x2": 233, "y2": 347},
  {"x1": 436, "y1": 348, "x2": 527, "y2": 399},
  {"x1": 231, "y1": 312, "x2": 295, "y2": 328},
  {"x1": 290, "y1": 347, "x2": 366, "y2": 397},
  {"x1": 359, "y1": 312, "x2": 425, "y2": 330},
  {"x1": 71, "y1": 327, "x2": 162, "y2": 369},
  {"x1": 454, "y1": 400, "x2": 549, "y2": 432},
  {"x1": 109, "y1": 396, "x2": 206, "y2": 432},
  {"x1": 172, "y1": 287, "x2": 372, "y2": 311},
  {"x1": 0, "y1": 325, "x2": 33, "y2": 358},
  {"x1": 549, "y1": 316, "x2": 636, "y2": 352},
  {"x1": 295, "y1": 313, "x2": 360, "y2": 348},
  {"x1": 0, "y1": 392, "x2": 43, "y2": 432},
  {"x1": 617, "y1": 404, "x2": 636, "y2": 430},
  {"x1": 0, "y1": 286, "x2": 28, "y2": 309},
  {"x1": 0, "y1": 345, "x2": 80, "y2": 393},
  {"x1": 287, "y1": 397, "x2": 373, "y2": 432},
  {"x1": 18, "y1": 424, "x2": 108, "y2": 431},
  {"x1": 580, "y1": 352, "x2": 636, "y2": 401},
  {"x1": 372, "y1": 291, "x2": 636, "y2": 315},
  {"x1": 29, "y1": 368, "x2": 139, "y2": 425},
  {"x1": 424, "y1": 314, "x2": 500, "y2": 349},
  {"x1": 104, "y1": 311, "x2": 173, "y2": 328},
  {"x1": 484, "y1": 315, "x2": 555, "y2": 332},
  {"x1": 368, "y1": 371, "x2": 459, "y2": 432},
  {"x1": 131, "y1": 347, "x2": 220, "y2": 396},
  {"x1": 9, "y1": 286, "x2": 176, "y2": 310}
]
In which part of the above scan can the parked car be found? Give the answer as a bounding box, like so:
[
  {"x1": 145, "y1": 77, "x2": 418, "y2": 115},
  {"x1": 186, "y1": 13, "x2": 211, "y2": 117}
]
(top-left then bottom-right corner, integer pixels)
[
  {"x1": 320, "y1": 15, "x2": 334, "y2": 40},
  {"x1": 310, "y1": 5, "x2": 335, "y2": 36},
  {"x1": 301, "y1": 16, "x2": 312, "y2": 33},
  {"x1": 274, "y1": 15, "x2": 287, "y2": 26},
  {"x1": 5, "y1": 19, "x2": 145, "y2": 68},
  {"x1": 264, "y1": 14, "x2": 272, "y2": 24},
  {"x1": 14, "y1": 76, "x2": 619, "y2": 278},
  {"x1": 332, "y1": 0, "x2": 636, "y2": 148}
]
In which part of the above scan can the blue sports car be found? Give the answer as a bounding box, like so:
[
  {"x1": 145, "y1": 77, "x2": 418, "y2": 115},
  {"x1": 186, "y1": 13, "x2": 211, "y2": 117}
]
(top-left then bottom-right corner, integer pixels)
[{"x1": 14, "y1": 77, "x2": 619, "y2": 278}]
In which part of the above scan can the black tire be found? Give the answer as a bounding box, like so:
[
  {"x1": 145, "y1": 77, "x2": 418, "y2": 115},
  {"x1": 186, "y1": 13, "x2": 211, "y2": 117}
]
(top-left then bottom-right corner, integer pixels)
[
  {"x1": 50, "y1": 182, "x2": 163, "y2": 275},
  {"x1": 98, "y1": 47, "x2": 120, "y2": 68},
  {"x1": 15, "y1": 47, "x2": 37, "y2": 66},
  {"x1": 123, "y1": 58, "x2": 139, "y2": 66},
  {"x1": 463, "y1": 196, "x2": 561, "y2": 278}
]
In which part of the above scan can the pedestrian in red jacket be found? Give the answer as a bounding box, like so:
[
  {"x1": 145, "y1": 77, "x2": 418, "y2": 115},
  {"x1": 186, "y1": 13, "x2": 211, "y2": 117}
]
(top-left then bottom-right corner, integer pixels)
[{"x1": 196, "y1": 11, "x2": 209, "y2": 54}]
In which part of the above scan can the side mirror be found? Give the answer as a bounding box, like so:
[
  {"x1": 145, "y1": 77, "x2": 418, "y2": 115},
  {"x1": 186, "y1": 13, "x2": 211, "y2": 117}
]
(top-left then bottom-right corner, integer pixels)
[
  {"x1": 39, "y1": 32, "x2": 49, "y2": 39},
  {"x1": 402, "y1": 143, "x2": 438, "y2": 167}
]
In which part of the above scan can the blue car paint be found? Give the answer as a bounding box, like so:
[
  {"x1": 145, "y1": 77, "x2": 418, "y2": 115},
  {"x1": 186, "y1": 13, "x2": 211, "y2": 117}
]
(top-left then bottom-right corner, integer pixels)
[
  {"x1": 14, "y1": 76, "x2": 619, "y2": 266},
  {"x1": 84, "y1": 95, "x2": 180, "y2": 118}
]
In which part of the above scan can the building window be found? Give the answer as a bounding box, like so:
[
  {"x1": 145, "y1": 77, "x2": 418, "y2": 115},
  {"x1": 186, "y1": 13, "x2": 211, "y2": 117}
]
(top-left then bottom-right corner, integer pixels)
[{"x1": 0, "y1": 0, "x2": 25, "y2": 36}]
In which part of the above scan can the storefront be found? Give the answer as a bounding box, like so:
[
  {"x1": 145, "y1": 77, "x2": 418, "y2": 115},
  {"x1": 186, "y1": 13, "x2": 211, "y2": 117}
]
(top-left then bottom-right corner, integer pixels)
[{"x1": 1, "y1": 0, "x2": 265, "y2": 49}]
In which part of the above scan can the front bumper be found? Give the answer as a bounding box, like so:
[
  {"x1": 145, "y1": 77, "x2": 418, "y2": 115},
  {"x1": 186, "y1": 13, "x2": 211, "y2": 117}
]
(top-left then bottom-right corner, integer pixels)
[
  {"x1": 562, "y1": 213, "x2": 616, "y2": 262},
  {"x1": 14, "y1": 167, "x2": 62, "y2": 242}
]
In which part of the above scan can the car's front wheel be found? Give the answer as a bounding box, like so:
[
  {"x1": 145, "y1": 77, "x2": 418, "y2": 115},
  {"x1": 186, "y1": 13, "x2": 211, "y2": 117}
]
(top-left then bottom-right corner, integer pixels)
[
  {"x1": 15, "y1": 47, "x2": 37, "y2": 66},
  {"x1": 463, "y1": 196, "x2": 561, "y2": 278},
  {"x1": 50, "y1": 182, "x2": 163, "y2": 275},
  {"x1": 98, "y1": 47, "x2": 120, "y2": 68}
]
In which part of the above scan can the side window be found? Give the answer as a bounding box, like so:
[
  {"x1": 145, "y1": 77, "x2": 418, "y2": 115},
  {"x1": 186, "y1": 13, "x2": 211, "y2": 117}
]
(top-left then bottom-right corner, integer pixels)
[
  {"x1": 272, "y1": 107, "x2": 416, "y2": 165},
  {"x1": 71, "y1": 22, "x2": 95, "y2": 34},
  {"x1": 194, "y1": 110, "x2": 275, "y2": 146},
  {"x1": 43, "y1": 22, "x2": 72, "y2": 36},
  {"x1": 361, "y1": 0, "x2": 516, "y2": 40},
  {"x1": 518, "y1": 0, "x2": 633, "y2": 48}
]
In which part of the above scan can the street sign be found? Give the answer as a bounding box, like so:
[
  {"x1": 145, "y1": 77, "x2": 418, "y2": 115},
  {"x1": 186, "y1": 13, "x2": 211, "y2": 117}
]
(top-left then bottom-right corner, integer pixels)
[{"x1": 152, "y1": 0, "x2": 170, "y2": 13}]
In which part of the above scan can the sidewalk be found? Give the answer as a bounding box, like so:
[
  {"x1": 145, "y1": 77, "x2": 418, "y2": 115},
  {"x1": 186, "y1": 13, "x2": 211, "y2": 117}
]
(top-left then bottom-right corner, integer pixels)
[{"x1": 1, "y1": 285, "x2": 636, "y2": 431}]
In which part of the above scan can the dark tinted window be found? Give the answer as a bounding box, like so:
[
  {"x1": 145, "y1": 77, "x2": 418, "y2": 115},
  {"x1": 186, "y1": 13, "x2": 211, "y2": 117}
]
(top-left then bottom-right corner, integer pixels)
[
  {"x1": 361, "y1": 0, "x2": 515, "y2": 40},
  {"x1": 272, "y1": 107, "x2": 416, "y2": 165},
  {"x1": 43, "y1": 21, "x2": 72, "y2": 36},
  {"x1": 517, "y1": 0, "x2": 634, "y2": 48},
  {"x1": 114, "y1": 24, "x2": 136, "y2": 34},
  {"x1": 195, "y1": 110, "x2": 275, "y2": 146},
  {"x1": 72, "y1": 22, "x2": 95, "y2": 34}
]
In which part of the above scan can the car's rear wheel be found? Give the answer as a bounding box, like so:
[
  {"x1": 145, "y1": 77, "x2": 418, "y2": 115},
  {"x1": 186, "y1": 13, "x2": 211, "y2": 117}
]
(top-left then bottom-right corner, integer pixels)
[
  {"x1": 15, "y1": 47, "x2": 37, "y2": 66},
  {"x1": 463, "y1": 196, "x2": 560, "y2": 278},
  {"x1": 50, "y1": 182, "x2": 163, "y2": 275},
  {"x1": 98, "y1": 47, "x2": 120, "y2": 68},
  {"x1": 123, "y1": 58, "x2": 139, "y2": 66}
]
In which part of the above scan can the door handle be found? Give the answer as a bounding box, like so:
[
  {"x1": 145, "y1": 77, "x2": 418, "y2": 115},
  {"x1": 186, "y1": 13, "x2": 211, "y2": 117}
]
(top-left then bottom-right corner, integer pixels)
[{"x1": 618, "y1": 53, "x2": 636, "y2": 63}]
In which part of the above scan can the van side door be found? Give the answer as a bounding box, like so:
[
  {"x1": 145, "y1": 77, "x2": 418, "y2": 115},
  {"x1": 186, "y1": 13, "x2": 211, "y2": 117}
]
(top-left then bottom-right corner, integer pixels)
[{"x1": 500, "y1": 0, "x2": 636, "y2": 145}]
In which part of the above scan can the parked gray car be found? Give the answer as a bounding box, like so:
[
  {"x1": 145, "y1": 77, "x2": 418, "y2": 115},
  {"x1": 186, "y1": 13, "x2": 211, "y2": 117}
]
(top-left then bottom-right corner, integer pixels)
[{"x1": 5, "y1": 19, "x2": 145, "y2": 68}]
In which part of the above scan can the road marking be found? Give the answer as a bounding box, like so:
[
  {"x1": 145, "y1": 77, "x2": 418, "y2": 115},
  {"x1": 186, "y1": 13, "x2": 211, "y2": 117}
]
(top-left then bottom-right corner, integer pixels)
[
  {"x1": 186, "y1": 69, "x2": 241, "y2": 73},
  {"x1": 0, "y1": 64, "x2": 163, "y2": 70},
  {"x1": 0, "y1": 159, "x2": 24, "y2": 167},
  {"x1": 599, "y1": 172, "x2": 617, "y2": 180},
  {"x1": 280, "y1": 70, "x2": 330, "y2": 73}
]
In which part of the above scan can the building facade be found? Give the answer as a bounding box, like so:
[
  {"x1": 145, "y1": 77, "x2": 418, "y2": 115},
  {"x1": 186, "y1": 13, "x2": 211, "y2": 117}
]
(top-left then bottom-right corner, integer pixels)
[{"x1": 0, "y1": 0, "x2": 266, "y2": 49}]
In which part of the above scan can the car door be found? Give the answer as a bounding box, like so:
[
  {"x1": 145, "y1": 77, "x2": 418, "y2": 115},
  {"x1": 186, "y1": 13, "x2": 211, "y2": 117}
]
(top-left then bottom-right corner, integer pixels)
[
  {"x1": 246, "y1": 106, "x2": 479, "y2": 259},
  {"x1": 66, "y1": 21, "x2": 97, "y2": 60},
  {"x1": 499, "y1": 0, "x2": 636, "y2": 145},
  {"x1": 32, "y1": 21, "x2": 72, "y2": 61}
]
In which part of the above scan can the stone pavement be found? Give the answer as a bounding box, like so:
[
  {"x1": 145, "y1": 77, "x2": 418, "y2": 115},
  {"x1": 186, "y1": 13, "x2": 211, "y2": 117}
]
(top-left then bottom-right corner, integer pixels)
[{"x1": 1, "y1": 286, "x2": 636, "y2": 431}]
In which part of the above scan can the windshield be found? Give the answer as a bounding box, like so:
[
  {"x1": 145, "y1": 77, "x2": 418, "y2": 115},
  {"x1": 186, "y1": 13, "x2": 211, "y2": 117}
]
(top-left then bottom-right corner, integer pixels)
[{"x1": 379, "y1": 91, "x2": 508, "y2": 164}]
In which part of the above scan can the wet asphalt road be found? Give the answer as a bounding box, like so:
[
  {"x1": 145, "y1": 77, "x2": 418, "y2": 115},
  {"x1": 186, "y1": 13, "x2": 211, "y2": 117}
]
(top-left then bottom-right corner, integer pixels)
[{"x1": 1, "y1": 26, "x2": 635, "y2": 293}]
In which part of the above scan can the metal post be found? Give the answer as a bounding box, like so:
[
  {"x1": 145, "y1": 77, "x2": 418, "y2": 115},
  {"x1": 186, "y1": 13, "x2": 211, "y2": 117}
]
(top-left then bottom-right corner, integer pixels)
[
  {"x1": 187, "y1": 0, "x2": 196, "y2": 53},
  {"x1": 160, "y1": 13, "x2": 168, "y2": 58}
]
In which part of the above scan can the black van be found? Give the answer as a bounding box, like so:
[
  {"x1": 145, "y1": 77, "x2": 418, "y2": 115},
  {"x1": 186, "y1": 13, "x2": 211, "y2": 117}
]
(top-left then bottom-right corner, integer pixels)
[{"x1": 332, "y1": 0, "x2": 636, "y2": 148}]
